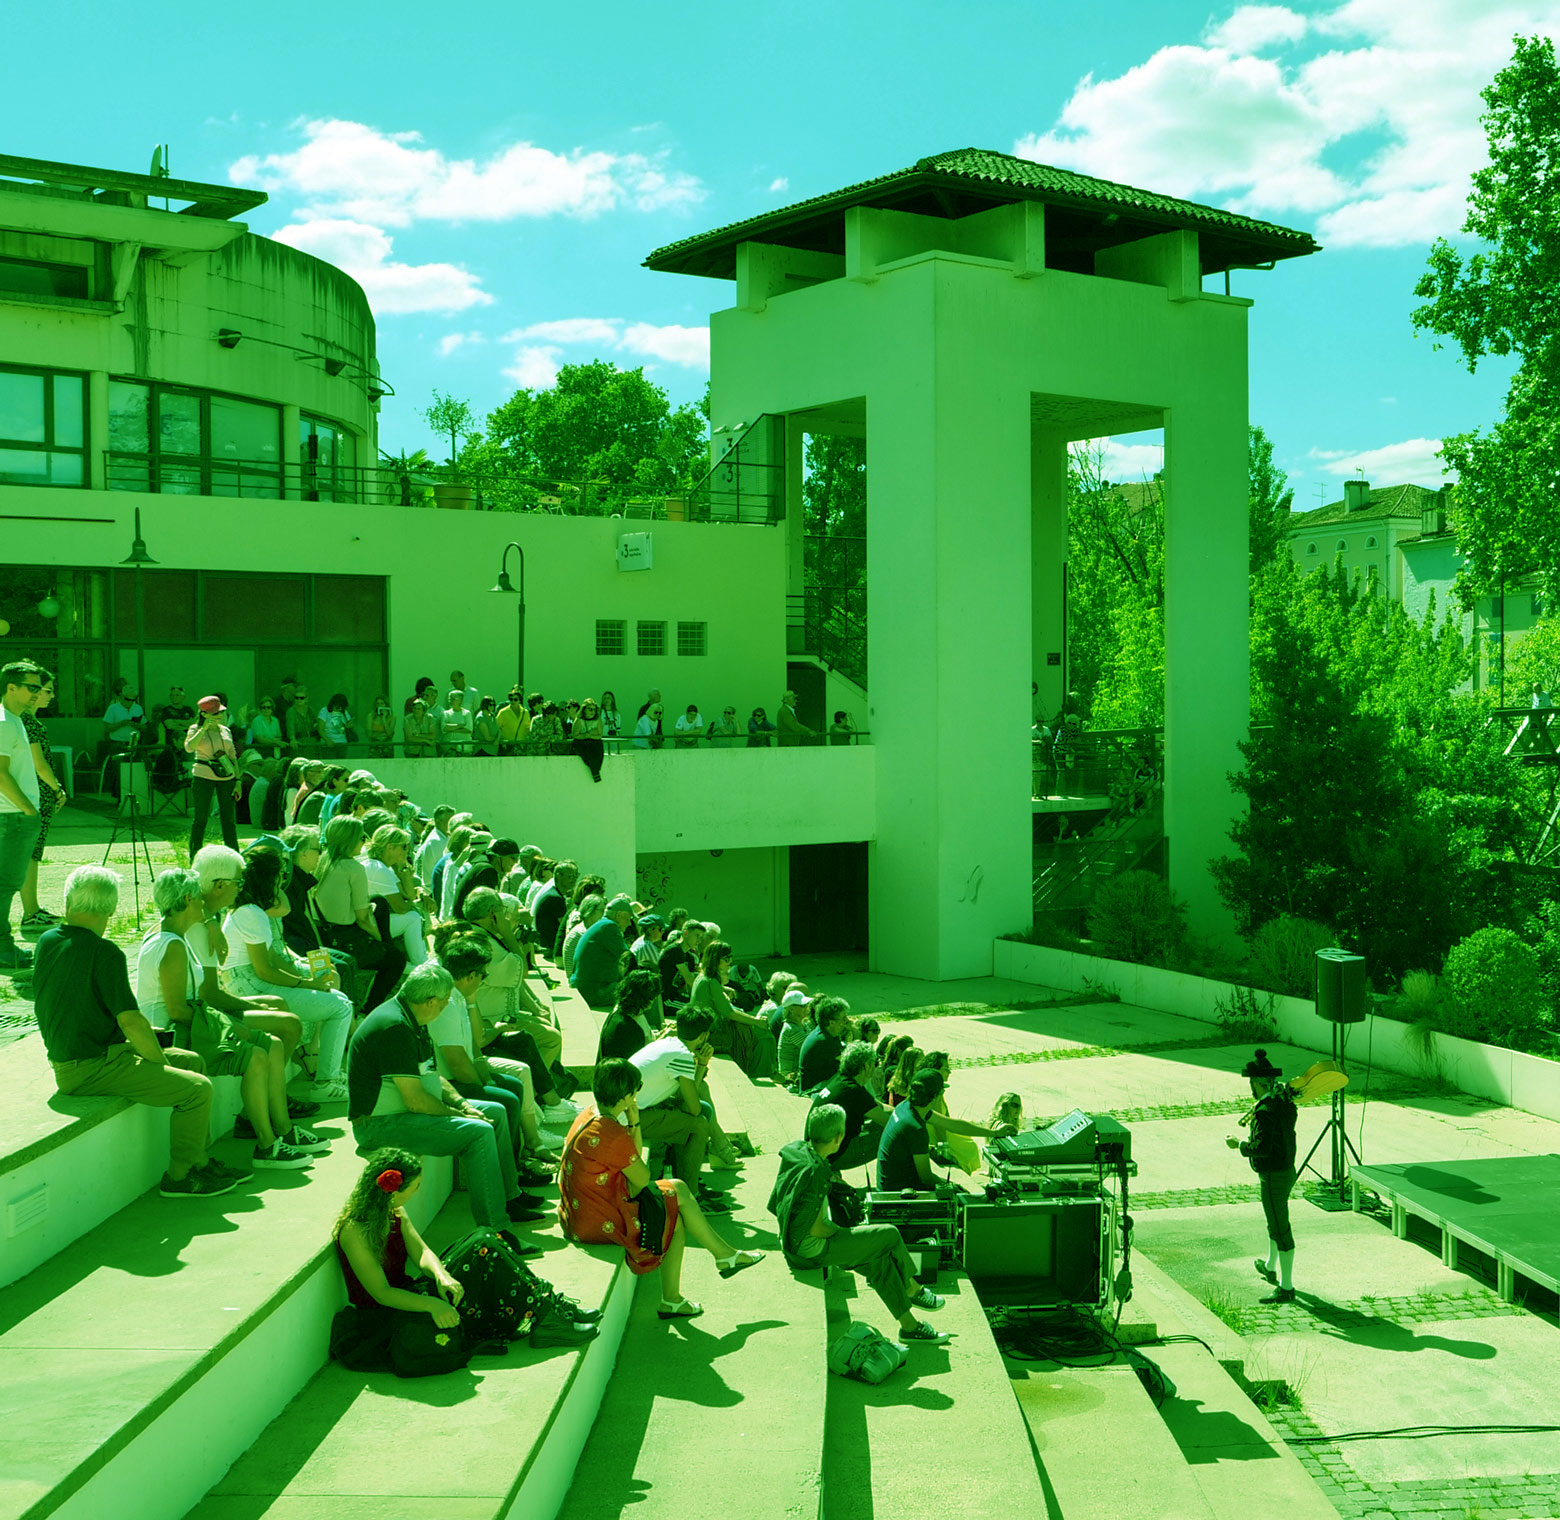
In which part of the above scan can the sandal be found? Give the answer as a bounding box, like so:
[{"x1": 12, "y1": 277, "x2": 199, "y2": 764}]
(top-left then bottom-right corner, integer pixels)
[
  {"x1": 658, "y1": 1297, "x2": 704, "y2": 1320},
  {"x1": 716, "y1": 1250, "x2": 765, "y2": 1280}
]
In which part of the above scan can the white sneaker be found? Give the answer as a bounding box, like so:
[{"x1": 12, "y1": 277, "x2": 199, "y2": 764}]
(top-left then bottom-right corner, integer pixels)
[
  {"x1": 542, "y1": 1099, "x2": 580, "y2": 1123},
  {"x1": 310, "y1": 1077, "x2": 350, "y2": 1103}
]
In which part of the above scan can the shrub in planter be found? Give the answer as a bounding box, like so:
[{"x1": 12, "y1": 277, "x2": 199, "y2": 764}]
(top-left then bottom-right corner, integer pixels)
[
  {"x1": 1441, "y1": 927, "x2": 1547, "y2": 1048},
  {"x1": 1247, "y1": 915, "x2": 1337, "y2": 998},
  {"x1": 1087, "y1": 871, "x2": 1187, "y2": 968}
]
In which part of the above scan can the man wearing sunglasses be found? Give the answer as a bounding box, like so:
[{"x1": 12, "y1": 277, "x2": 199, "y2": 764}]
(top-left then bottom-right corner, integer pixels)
[{"x1": 0, "y1": 661, "x2": 46, "y2": 971}]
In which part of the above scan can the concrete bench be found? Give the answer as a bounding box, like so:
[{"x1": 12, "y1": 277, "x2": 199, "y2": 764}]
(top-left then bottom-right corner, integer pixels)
[{"x1": 0, "y1": 1034, "x2": 243, "y2": 1289}]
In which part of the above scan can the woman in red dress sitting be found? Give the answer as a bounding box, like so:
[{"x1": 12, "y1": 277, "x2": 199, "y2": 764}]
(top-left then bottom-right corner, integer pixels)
[{"x1": 559, "y1": 1058, "x2": 763, "y2": 1319}]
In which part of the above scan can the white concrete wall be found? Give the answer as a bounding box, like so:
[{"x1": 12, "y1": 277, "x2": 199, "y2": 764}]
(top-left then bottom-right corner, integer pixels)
[{"x1": 636, "y1": 846, "x2": 783, "y2": 958}]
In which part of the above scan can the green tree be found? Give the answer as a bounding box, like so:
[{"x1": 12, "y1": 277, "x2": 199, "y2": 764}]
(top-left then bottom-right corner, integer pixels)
[
  {"x1": 471, "y1": 361, "x2": 707, "y2": 511},
  {"x1": 801, "y1": 432, "x2": 867, "y2": 683},
  {"x1": 1248, "y1": 424, "x2": 1292, "y2": 576},
  {"x1": 1412, "y1": 34, "x2": 1560, "y2": 598},
  {"x1": 421, "y1": 391, "x2": 476, "y2": 468}
]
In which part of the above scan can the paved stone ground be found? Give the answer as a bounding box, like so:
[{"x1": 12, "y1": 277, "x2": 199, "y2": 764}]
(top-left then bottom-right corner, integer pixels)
[{"x1": 784, "y1": 953, "x2": 1560, "y2": 1520}]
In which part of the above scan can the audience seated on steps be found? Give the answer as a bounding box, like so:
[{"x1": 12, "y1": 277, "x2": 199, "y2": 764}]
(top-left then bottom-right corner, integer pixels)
[
  {"x1": 916, "y1": 1048, "x2": 1012, "y2": 1173},
  {"x1": 572, "y1": 893, "x2": 635, "y2": 1011},
  {"x1": 428, "y1": 821, "x2": 473, "y2": 914},
  {"x1": 798, "y1": 996, "x2": 851, "y2": 1094},
  {"x1": 556, "y1": 872, "x2": 605, "y2": 955},
  {"x1": 32, "y1": 863, "x2": 239, "y2": 1197},
  {"x1": 221, "y1": 847, "x2": 353, "y2": 1100},
  {"x1": 811, "y1": 1042, "x2": 894, "y2": 1174},
  {"x1": 532, "y1": 858, "x2": 577, "y2": 959},
  {"x1": 363, "y1": 824, "x2": 434, "y2": 967},
  {"x1": 312, "y1": 816, "x2": 408, "y2": 1009},
  {"x1": 450, "y1": 835, "x2": 521, "y2": 924},
  {"x1": 346, "y1": 961, "x2": 542, "y2": 1241},
  {"x1": 596, "y1": 969, "x2": 663, "y2": 1064},
  {"x1": 413, "y1": 803, "x2": 456, "y2": 889},
  {"x1": 689, "y1": 938, "x2": 778, "y2": 1080},
  {"x1": 630, "y1": 913, "x2": 664, "y2": 972},
  {"x1": 558, "y1": 1058, "x2": 764, "y2": 1321},
  {"x1": 561, "y1": 893, "x2": 605, "y2": 985},
  {"x1": 759, "y1": 972, "x2": 798, "y2": 1039},
  {"x1": 656, "y1": 918, "x2": 704, "y2": 1010},
  {"x1": 440, "y1": 829, "x2": 492, "y2": 921},
  {"x1": 769, "y1": 1104, "x2": 950, "y2": 1344},
  {"x1": 426, "y1": 925, "x2": 559, "y2": 1190},
  {"x1": 137, "y1": 866, "x2": 330, "y2": 1172},
  {"x1": 775, "y1": 988, "x2": 815, "y2": 1087},
  {"x1": 460, "y1": 886, "x2": 567, "y2": 1073},
  {"x1": 275, "y1": 825, "x2": 363, "y2": 1011}
]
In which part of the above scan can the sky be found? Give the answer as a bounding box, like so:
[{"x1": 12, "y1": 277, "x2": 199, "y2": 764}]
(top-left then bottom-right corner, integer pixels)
[{"x1": 5, "y1": 0, "x2": 1554, "y2": 500}]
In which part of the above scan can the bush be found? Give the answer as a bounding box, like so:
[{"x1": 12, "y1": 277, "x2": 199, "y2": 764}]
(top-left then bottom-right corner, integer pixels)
[
  {"x1": 1247, "y1": 915, "x2": 1337, "y2": 998},
  {"x1": 1441, "y1": 928, "x2": 1547, "y2": 1049},
  {"x1": 1087, "y1": 871, "x2": 1187, "y2": 968},
  {"x1": 1397, "y1": 970, "x2": 1440, "y2": 1021}
]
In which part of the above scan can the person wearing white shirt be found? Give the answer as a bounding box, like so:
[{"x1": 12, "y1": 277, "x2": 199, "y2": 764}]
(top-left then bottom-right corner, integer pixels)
[
  {"x1": 103, "y1": 690, "x2": 145, "y2": 748},
  {"x1": 0, "y1": 663, "x2": 44, "y2": 969},
  {"x1": 414, "y1": 805, "x2": 455, "y2": 889},
  {"x1": 440, "y1": 690, "x2": 474, "y2": 751},
  {"x1": 364, "y1": 824, "x2": 432, "y2": 966},
  {"x1": 449, "y1": 670, "x2": 480, "y2": 714},
  {"x1": 633, "y1": 704, "x2": 664, "y2": 750},
  {"x1": 674, "y1": 705, "x2": 707, "y2": 748}
]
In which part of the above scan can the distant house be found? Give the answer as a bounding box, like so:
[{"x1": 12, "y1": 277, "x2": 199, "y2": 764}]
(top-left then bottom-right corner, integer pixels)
[{"x1": 1285, "y1": 478, "x2": 1540, "y2": 696}]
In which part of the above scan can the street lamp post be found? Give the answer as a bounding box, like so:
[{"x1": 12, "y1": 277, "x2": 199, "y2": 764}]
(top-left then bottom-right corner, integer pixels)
[
  {"x1": 121, "y1": 507, "x2": 157, "y2": 712},
  {"x1": 490, "y1": 542, "x2": 527, "y2": 697}
]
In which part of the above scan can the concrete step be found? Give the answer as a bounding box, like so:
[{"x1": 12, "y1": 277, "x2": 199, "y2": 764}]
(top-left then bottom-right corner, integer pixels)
[
  {"x1": 186, "y1": 1194, "x2": 629, "y2": 1520},
  {"x1": 0, "y1": 1104, "x2": 451, "y2": 1520},
  {"x1": 555, "y1": 1151, "x2": 823, "y2": 1520}
]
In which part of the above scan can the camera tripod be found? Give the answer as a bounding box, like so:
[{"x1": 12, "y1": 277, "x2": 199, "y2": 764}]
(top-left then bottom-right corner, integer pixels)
[{"x1": 102, "y1": 753, "x2": 156, "y2": 920}]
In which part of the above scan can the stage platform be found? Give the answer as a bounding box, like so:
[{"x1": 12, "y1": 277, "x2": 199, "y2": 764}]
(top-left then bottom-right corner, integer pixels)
[{"x1": 1351, "y1": 1155, "x2": 1560, "y2": 1301}]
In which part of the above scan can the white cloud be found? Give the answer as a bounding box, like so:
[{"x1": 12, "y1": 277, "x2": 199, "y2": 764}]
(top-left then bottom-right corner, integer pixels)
[
  {"x1": 1080, "y1": 436, "x2": 1165, "y2": 480},
  {"x1": 1206, "y1": 5, "x2": 1309, "y2": 51},
  {"x1": 268, "y1": 219, "x2": 493, "y2": 314},
  {"x1": 1015, "y1": 1, "x2": 1560, "y2": 248},
  {"x1": 768, "y1": 176, "x2": 790, "y2": 193},
  {"x1": 1313, "y1": 437, "x2": 1455, "y2": 485},
  {"x1": 438, "y1": 331, "x2": 485, "y2": 356},
  {"x1": 500, "y1": 316, "x2": 710, "y2": 378},
  {"x1": 231, "y1": 119, "x2": 702, "y2": 226},
  {"x1": 504, "y1": 345, "x2": 564, "y2": 389}
]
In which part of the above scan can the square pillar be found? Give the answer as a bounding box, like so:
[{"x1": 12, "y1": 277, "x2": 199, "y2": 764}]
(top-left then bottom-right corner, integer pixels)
[
  {"x1": 1163, "y1": 396, "x2": 1248, "y2": 943},
  {"x1": 866, "y1": 336, "x2": 1034, "y2": 979},
  {"x1": 1031, "y1": 427, "x2": 1068, "y2": 723}
]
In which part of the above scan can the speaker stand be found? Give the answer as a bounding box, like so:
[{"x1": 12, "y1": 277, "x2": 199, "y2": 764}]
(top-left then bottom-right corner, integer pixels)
[{"x1": 1300, "y1": 1019, "x2": 1361, "y2": 1211}]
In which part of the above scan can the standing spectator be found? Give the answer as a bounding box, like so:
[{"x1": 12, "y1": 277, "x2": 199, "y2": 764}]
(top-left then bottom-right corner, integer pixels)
[
  {"x1": 440, "y1": 690, "x2": 474, "y2": 752},
  {"x1": 497, "y1": 689, "x2": 531, "y2": 755},
  {"x1": 36, "y1": 864, "x2": 232, "y2": 1196},
  {"x1": 285, "y1": 687, "x2": 316, "y2": 750},
  {"x1": 637, "y1": 689, "x2": 663, "y2": 724},
  {"x1": 1, "y1": 661, "x2": 45, "y2": 968},
  {"x1": 20, "y1": 671, "x2": 67, "y2": 932},
  {"x1": 318, "y1": 693, "x2": 353, "y2": 753},
  {"x1": 829, "y1": 711, "x2": 856, "y2": 746},
  {"x1": 275, "y1": 676, "x2": 298, "y2": 716},
  {"x1": 247, "y1": 697, "x2": 284, "y2": 759},
  {"x1": 708, "y1": 706, "x2": 743, "y2": 748},
  {"x1": 599, "y1": 690, "x2": 623, "y2": 752},
  {"x1": 103, "y1": 684, "x2": 145, "y2": 753},
  {"x1": 798, "y1": 996, "x2": 851, "y2": 1092},
  {"x1": 574, "y1": 893, "x2": 635, "y2": 1011},
  {"x1": 674, "y1": 704, "x2": 707, "y2": 748},
  {"x1": 449, "y1": 669, "x2": 479, "y2": 711},
  {"x1": 777, "y1": 690, "x2": 813, "y2": 748},
  {"x1": 367, "y1": 695, "x2": 397, "y2": 758},
  {"x1": 633, "y1": 703, "x2": 665, "y2": 750},
  {"x1": 530, "y1": 703, "x2": 566, "y2": 754},
  {"x1": 347, "y1": 961, "x2": 533, "y2": 1232},
  {"x1": 402, "y1": 677, "x2": 438, "y2": 717},
  {"x1": 571, "y1": 699, "x2": 605, "y2": 782},
  {"x1": 402, "y1": 698, "x2": 438, "y2": 757},
  {"x1": 472, "y1": 698, "x2": 501, "y2": 757},
  {"x1": 746, "y1": 707, "x2": 776, "y2": 748},
  {"x1": 185, "y1": 696, "x2": 240, "y2": 855}
]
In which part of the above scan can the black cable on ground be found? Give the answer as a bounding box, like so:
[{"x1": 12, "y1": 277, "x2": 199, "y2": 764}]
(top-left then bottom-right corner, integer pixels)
[{"x1": 1288, "y1": 1423, "x2": 1560, "y2": 1444}]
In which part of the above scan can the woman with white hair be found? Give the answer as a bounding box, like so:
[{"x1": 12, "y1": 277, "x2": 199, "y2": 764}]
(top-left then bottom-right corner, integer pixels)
[
  {"x1": 138, "y1": 869, "x2": 328, "y2": 1169},
  {"x1": 364, "y1": 824, "x2": 432, "y2": 966},
  {"x1": 223, "y1": 847, "x2": 355, "y2": 1102},
  {"x1": 562, "y1": 894, "x2": 605, "y2": 985},
  {"x1": 312, "y1": 816, "x2": 407, "y2": 1008}
]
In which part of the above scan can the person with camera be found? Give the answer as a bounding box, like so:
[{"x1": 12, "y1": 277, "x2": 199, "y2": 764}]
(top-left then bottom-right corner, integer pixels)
[
  {"x1": 185, "y1": 695, "x2": 240, "y2": 855},
  {"x1": 472, "y1": 697, "x2": 501, "y2": 757}
]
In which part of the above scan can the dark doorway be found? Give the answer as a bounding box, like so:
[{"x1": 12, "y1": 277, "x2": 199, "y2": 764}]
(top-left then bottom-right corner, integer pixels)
[
  {"x1": 790, "y1": 842, "x2": 868, "y2": 953},
  {"x1": 786, "y1": 660, "x2": 828, "y2": 733}
]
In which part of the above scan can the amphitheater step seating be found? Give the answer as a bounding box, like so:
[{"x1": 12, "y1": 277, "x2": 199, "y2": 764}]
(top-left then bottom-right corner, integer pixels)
[
  {"x1": 0, "y1": 1098, "x2": 451, "y2": 1520},
  {"x1": 1, "y1": 1034, "x2": 243, "y2": 1290}
]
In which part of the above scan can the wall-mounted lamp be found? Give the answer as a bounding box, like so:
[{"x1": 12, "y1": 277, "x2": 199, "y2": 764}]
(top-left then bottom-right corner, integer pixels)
[
  {"x1": 323, "y1": 358, "x2": 347, "y2": 377},
  {"x1": 217, "y1": 329, "x2": 242, "y2": 349},
  {"x1": 36, "y1": 594, "x2": 60, "y2": 620}
]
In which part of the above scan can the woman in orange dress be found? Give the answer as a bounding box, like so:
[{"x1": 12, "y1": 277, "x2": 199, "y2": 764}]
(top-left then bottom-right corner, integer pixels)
[{"x1": 559, "y1": 1058, "x2": 764, "y2": 1319}]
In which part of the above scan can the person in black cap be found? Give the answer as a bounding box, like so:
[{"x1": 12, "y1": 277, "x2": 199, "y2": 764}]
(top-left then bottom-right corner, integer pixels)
[{"x1": 1226, "y1": 1049, "x2": 1298, "y2": 1303}]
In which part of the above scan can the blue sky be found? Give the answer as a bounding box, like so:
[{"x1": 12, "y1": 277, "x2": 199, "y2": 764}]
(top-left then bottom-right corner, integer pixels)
[{"x1": 6, "y1": 0, "x2": 1553, "y2": 496}]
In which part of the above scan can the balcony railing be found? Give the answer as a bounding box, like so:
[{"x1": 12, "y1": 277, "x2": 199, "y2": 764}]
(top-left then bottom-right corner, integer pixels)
[{"x1": 97, "y1": 439, "x2": 785, "y2": 526}]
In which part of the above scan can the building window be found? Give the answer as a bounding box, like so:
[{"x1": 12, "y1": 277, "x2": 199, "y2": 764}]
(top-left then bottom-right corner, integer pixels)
[
  {"x1": 1306, "y1": 543, "x2": 1317, "y2": 555},
  {"x1": 677, "y1": 621, "x2": 707, "y2": 656},
  {"x1": 300, "y1": 415, "x2": 358, "y2": 502},
  {"x1": 1366, "y1": 536, "x2": 1378, "y2": 548},
  {"x1": 637, "y1": 620, "x2": 666, "y2": 657},
  {"x1": 0, "y1": 256, "x2": 90, "y2": 300},
  {"x1": 106, "y1": 379, "x2": 281, "y2": 497},
  {"x1": 0, "y1": 364, "x2": 87, "y2": 487},
  {"x1": 596, "y1": 619, "x2": 626, "y2": 656},
  {"x1": 1336, "y1": 540, "x2": 1348, "y2": 552}
]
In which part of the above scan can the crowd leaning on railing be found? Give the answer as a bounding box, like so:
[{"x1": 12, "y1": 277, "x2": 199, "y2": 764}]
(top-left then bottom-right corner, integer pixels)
[{"x1": 4, "y1": 654, "x2": 998, "y2": 1377}]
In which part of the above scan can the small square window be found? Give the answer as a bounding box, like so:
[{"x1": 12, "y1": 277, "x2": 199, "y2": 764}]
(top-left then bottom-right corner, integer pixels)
[
  {"x1": 677, "y1": 620, "x2": 707, "y2": 657},
  {"x1": 637, "y1": 620, "x2": 666, "y2": 657},
  {"x1": 596, "y1": 619, "x2": 626, "y2": 656}
]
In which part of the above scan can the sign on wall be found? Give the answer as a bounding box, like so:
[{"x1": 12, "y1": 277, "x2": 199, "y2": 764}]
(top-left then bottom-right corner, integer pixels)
[{"x1": 617, "y1": 532, "x2": 653, "y2": 572}]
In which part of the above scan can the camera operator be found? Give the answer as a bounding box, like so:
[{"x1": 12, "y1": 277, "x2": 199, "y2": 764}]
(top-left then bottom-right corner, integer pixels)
[{"x1": 185, "y1": 695, "x2": 240, "y2": 854}]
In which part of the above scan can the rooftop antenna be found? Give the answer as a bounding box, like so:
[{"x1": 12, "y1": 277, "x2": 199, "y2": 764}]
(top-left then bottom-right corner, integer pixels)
[{"x1": 149, "y1": 144, "x2": 170, "y2": 210}]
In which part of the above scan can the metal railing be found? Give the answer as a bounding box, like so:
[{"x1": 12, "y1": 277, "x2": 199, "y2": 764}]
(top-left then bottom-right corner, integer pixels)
[{"x1": 1035, "y1": 727, "x2": 1162, "y2": 801}]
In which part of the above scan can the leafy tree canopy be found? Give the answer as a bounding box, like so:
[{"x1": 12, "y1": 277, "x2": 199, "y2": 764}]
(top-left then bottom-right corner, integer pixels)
[{"x1": 1412, "y1": 33, "x2": 1560, "y2": 597}]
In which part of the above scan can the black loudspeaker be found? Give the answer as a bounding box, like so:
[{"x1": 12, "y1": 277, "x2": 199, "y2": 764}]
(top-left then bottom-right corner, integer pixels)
[
  {"x1": 1315, "y1": 948, "x2": 1367, "y2": 1024},
  {"x1": 960, "y1": 1197, "x2": 1105, "y2": 1305}
]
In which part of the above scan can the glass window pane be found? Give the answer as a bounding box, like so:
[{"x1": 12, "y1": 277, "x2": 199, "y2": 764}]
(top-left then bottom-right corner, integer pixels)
[
  {"x1": 107, "y1": 455, "x2": 151, "y2": 492},
  {"x1": 108, "y1": 381, "x2": 150, "y2": 453},
  {"x1": 157, "y1": 391, "x2": 202, "y2": 456},
  {"x1": 52, "y1": 374, "x2": 84, "y2": 447},
  {"x1": 156, "y1": 462, "x2": 204, "y2": 496},
  {"x1": 337, "y1": 429, "x2": 356, "y2": 469},
  {"x1": 314, "y1": 576, "x2": 385, "y2": 643},
  {"x1": 0, "y1": 258, "x2": 89, "y2": 299},
  {"x1": 202, "y1": 575, "x2": 307, "y2": 641},
  {"x1": 0, "y1": 370, "x2": 46, "y2": 443},
  {"x1": 211, "y1": 395, "x2": 279, "y2": 464},
  {"x1": 0, "y1": 446, "x2": 48, "y2": 484},
  {"x1": 113, "y1": 570, "x2": 197, "y2": 641}
]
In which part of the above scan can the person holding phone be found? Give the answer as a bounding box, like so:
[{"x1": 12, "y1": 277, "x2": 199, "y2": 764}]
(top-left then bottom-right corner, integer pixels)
[{"x1": 185, "y1": 695, "x2": 239, "y2": 854}]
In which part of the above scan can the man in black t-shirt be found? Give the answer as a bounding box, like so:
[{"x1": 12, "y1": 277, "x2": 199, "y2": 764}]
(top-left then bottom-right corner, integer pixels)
[
  {"x1": 34, "y1": 863, "x2": 231, "y2": 1197},
  {"x1": 813, "y1": 1042, "x2": 893, "y2": 1173},
  {"x1": 878, "y1": 1069, "x2": 945, "y2": 1192},
  {"x1": 155, "y1": 685, "x2": 196, "y2": 750},
  {"x1": 658, "y1": 921, "x2": 704, "y2": 1007},
  {"x1": 348, "y1": 961, "x2": 530, "y2": 1232},
  {"x1": 533, "y1": 859, "x2": 577, "y2": 959},
  {"x1": 798, "y1": 996, "x2": 850, "y2": 1093}
]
